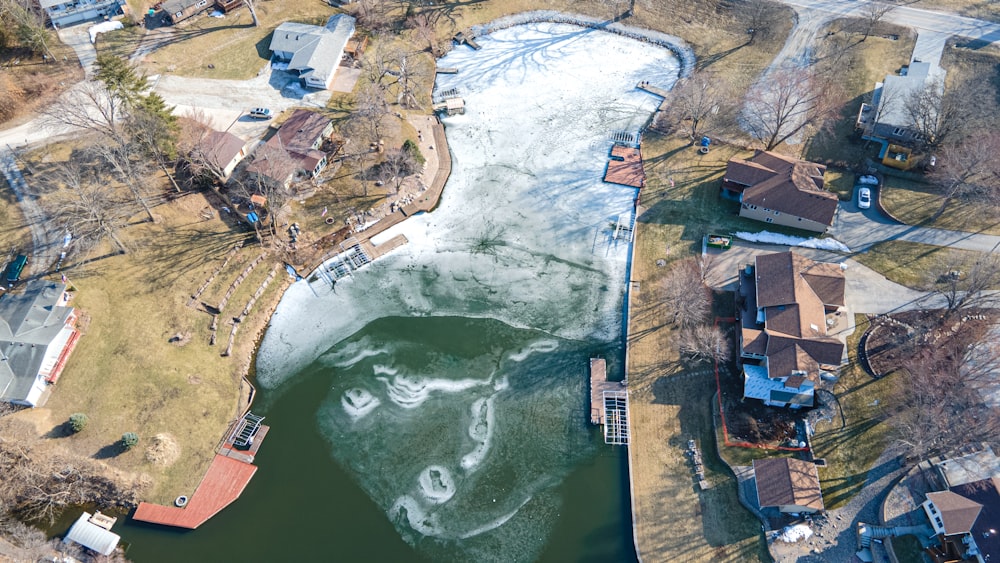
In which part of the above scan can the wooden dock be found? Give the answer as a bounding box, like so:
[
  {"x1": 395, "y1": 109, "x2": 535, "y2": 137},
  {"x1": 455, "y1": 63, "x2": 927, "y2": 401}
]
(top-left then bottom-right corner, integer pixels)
[
  {"x1": 604, "y1": 145, "x2": 645, "y2": 188},
  {"x1": 590, "y1": 358, "x2": 630, "y2": 444},
  {"x1": 132, "y1": 454, "x2": 258, "y2": 529},
  {"x1": 637, "y1": 81, "x2": 672, "y2": 112},
  {"x1": 436, "y1": 67, "x2": 459, "y2": 74},
  {"x1": 132, "y1": 416, "x2": 269, "y2": 529}
]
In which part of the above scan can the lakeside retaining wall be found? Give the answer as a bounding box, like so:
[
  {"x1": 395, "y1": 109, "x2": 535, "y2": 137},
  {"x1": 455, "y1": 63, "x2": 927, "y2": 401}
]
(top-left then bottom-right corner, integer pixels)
[{"x1": 471, "y1": 11, "x2": 696, "y2": 79}]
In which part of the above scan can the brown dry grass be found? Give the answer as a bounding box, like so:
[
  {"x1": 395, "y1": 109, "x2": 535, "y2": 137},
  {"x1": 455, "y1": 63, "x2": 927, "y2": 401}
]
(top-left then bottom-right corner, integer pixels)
[
  {"x1": 0, "y1": 31, "x2": 84, "y2": 128},
  {"x1": 145, "y1": 433, "x2": 181, "y2": 467},
  {"x1": 5, "y1": 148, "x2": 289, "y2": 502}
]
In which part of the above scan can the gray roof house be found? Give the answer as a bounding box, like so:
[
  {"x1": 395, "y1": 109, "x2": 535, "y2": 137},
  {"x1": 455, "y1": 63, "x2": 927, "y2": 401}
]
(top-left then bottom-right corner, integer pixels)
[
  {"x1": 857, "y1": 61, "x2": 946, "y2": 145},
  {"x1": 0, "y1": 280, "x2": 80, "y2": 407},
  {"x1": 39, "y1": 0, "x2": 127, "y2": 28},
  {"x1": 269, "y1": 14, "x2": 356, "y2": 90}
]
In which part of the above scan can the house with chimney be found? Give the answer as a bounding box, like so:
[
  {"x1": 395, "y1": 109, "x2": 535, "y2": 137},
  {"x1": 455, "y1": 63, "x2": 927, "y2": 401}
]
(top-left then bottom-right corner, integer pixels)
[
  {"x1": 244, "y1": 109, "x2": 335, "y2": 189},
  {"x1": 923, "y1": 478, "x2": 1000, "y2": 563}
]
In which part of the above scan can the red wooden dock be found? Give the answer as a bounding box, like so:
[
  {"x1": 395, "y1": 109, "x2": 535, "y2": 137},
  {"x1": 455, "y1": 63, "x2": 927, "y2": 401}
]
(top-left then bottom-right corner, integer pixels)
[
  {"x1": 132, "y1": 454, "x2": 257, "y2": 529},
  {"x1": 604, "y1": 145, "x2": 645, "y2": 188}
]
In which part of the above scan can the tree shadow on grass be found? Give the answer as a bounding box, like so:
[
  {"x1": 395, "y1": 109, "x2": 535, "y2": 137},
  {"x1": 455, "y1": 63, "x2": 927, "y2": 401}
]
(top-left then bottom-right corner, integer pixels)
[
  {"x1": 93, "y1": 441, "x2": 125, "y2": 459},
  {"x1": 43, "y1": 422, "x2": 74, "y2": 438}
]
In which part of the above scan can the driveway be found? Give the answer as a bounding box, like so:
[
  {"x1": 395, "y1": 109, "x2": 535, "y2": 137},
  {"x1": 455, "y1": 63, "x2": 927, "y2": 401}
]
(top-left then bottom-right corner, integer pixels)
[
  {"x1": 56, "y1": 23, "x2": 98, "y2": 78},
  {"x1": 832, "y1": 197, "x2": 1000, "y2": 253},
  {"x1": 702, "y1": 241, "x2": 946, "y2": 315},
  {"x1": 149, "y1": 64, "x2": 335, "y2": 139}
]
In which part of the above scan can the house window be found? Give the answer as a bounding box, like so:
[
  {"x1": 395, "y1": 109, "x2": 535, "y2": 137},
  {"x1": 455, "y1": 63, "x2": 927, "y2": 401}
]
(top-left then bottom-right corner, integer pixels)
[
  {"x1": 892, "y1": 127, "x2": 904, "y2": 135},
  {"x1": 197, "y1": 0, "x2": 207, "y2": 5},
  {"x1": 765, "y1": 218, "x2": 773, "y2": 223},
  {"x1": 749, "y1": 204, "x2": 757, "y2": 210},
  {"x1": 797, "y1": 218, "x2": 802, "y2": 221},
  {"x1": 774, "y1": 210, "x2": 780, "y2": 216}
]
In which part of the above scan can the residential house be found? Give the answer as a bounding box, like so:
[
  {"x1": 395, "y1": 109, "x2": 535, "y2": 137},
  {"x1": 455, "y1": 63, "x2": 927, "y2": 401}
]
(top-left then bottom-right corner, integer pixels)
[
  {"x1": 0, "y1": 280, "x2": 81, "y2": 407},
  {"x1": 39, "y1": 0, "x2": 127, "y2": 28},
  {"x1": 923, "y1": 478, "x2": 1000, "y2": 563},
  {"x1": 269, "y1": 14, "x2": 356, "y2": 90},
  {"x1": 737, "y1": 251, "x2": 846, "y2": 409},
  {"x1": 722, "y1": 151, "x2": 837, "y2": 233},
  {"x1": 162, "y1": 0, "x2": 211, "y2": 25},
  {"x1": 753, "y1": 457, "x2": 825, "y2": 514},
  {"x1": 192, "y1": 129, "x2": 251, "y2": 181},
  {"x1": 857, "y1": 61, "x2": 941, "y2": 147},
  {"x1": 245, "y1": 109, "x2": 334, "y2": 189}
]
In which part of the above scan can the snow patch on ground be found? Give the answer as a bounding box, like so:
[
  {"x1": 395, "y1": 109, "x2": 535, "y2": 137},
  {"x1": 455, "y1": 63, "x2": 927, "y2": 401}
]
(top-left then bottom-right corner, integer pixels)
[{"x1": 734, "y1": 230, "x2": 851, "y2": 252}]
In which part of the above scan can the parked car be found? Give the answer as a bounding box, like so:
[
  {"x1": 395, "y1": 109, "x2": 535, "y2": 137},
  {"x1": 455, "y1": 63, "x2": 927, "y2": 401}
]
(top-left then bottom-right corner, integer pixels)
[
  {"x1": 858, "y1": 187, "x2": 872, "y2": 209},
  {"x1": 248, "y1": 107, "x2": 273, "y2": 119},
  {"x1": 5, "y1": 254, "x2": 27, "y2": 286}
]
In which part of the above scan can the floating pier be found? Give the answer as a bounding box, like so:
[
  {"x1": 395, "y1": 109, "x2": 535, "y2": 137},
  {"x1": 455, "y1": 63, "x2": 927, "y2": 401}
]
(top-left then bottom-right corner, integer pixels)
[
  {"x1": 590, "y1": 357, "x2": 630, "y2": 445},
  {"x1": 436, "y1": 67, "x2": 459, "y2": 74}
]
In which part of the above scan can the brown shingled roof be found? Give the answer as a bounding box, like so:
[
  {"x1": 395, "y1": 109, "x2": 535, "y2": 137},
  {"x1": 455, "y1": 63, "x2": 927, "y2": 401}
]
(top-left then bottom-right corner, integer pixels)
[
  {"x1": 730, "y1": 150, "x2": 837, "y2": 226},
  {"x1": 751, "y1": 251, "x2": 846, "y2": 380},
  {"x1": 927, "y1": 491, "x2": 984, "y2": 535},
  {"x1": 754, "y1": 458, "x2": 824, "y2": 512}
]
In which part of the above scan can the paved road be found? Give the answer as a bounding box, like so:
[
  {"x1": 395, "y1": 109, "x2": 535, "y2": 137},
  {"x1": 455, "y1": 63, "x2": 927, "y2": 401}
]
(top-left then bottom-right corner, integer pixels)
[{"x1": 832, "y1": 197, "x2": 1000, "y2": 253}]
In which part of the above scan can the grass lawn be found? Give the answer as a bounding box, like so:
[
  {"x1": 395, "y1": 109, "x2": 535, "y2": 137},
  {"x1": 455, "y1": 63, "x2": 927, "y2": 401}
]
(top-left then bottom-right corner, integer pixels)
[
  {"x1": 810, "y1": 315, "x2": 896, "y2": 510},
  {"x1": 135, "y1": 1, "x2": 336, "y2": 79},
  {"x1": 880, "y1": 174, "x2": 1000, "y2": 235},
  {"x1": 853, "y1": 241, "x2": 992, "y2": 290},
  {"x1": 802, "y1": 21, "x2": 914, "y2": 167},
  {"x1": 0, "y1": 146, "x2": 291, "y2": 503}
]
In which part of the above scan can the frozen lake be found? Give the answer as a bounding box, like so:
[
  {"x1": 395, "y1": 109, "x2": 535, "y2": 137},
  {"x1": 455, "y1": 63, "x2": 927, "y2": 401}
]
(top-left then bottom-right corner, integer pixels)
[{"x1": 245, "y1": 21, "x2": 681, "y2": 562}]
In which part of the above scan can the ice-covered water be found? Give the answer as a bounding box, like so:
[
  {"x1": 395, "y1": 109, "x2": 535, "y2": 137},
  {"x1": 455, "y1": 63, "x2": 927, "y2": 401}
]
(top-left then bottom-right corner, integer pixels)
[{"x1": 255, "y1": 22, "x2": 680, "y2": 562}]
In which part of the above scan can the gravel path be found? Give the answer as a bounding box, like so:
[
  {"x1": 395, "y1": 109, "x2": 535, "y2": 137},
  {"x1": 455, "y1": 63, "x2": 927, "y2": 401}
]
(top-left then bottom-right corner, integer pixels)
[{"x1": 769, "y1": 444, "x2": 908, "y2": 563}]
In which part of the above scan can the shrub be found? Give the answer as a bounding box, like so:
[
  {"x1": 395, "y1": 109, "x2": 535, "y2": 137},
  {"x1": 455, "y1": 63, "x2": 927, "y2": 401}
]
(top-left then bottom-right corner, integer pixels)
[
  {"x1": 402, "y1": 139, "x2": 425, "y2": 166},
  {"x1": 121, "y1": 432, "x2": 139, "y2": 450},
  {"x1": 68, "y1": 413, "x2": 88, "y2": 433}
]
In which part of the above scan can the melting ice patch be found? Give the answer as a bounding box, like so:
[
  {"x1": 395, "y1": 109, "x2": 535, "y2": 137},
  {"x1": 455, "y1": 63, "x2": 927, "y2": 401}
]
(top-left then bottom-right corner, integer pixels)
[
  {"x1": 260, "y1": 19, "x2": 681, "y2": 563},
  {"x1": 255, "y1": 21, "x2": 679, "y2": 389},
  {"x1": 341, "y1": 388, "x2": 380, "y2": 421}
]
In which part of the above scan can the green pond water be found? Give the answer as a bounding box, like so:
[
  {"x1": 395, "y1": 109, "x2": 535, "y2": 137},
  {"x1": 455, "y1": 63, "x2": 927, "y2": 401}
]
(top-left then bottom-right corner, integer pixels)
[{"x1": 117, "y1": 317, "x2": 635, "y2": 562}]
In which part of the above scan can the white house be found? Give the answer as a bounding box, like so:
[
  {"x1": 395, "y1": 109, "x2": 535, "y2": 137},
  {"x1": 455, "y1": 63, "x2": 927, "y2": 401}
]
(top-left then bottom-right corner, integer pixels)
[
  {"x1": 269, "y1": 14, "x2": 356, "y2": 90},
  {"x1": 0, "y1": 280, "x2": 80, "y2": 407},
  {"x1": 38, "y1": 0, "x2": 127, "y2": 28}
]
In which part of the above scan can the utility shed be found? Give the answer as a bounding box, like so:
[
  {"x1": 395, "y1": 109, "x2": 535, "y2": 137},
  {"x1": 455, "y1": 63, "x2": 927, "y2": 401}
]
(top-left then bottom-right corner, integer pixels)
[{"x1": 64, "y1": 511, "x2": 120, "y2": 556}]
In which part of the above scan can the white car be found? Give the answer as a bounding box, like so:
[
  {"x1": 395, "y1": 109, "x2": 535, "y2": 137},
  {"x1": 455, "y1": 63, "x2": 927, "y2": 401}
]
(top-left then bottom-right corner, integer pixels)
[{"x1": 858, "y1": 187, "x2": 871, "y2": 209}]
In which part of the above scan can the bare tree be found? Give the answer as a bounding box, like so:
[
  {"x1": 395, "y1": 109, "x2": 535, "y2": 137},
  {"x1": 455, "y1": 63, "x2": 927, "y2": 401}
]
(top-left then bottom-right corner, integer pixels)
[
  {"x1": 933, "y1": 253, "x2": 1000, "y2": 318},
  {"x1": 362, "y1": 36, "x2": 402, "y2": 92},
  {"x1": 661, "y1": 258, "x2": 711, "y2": 329},
  {"x1": 407, "y1": 12, "x2": 441, "y2": 56},
  {"x1": 378, "y1": 148, "x2": 416, "y2": 195},
  {"x1": 928, "y1": 133, "x2": 1000, "y2": 216},
  {"x1": 731, "y1": 0, "x2": 782, "y2": 46},
  {"x1": 392, "y1": 52, "x2": 430, "y2": 109},
  {"x1": 678, "y1": 324, "x2": 730, "y2": 363},
  {"x1": 890, "y1": 325, "x2": 1000, "y2": 460},
  {"x1": 861, "y1": 81, "x2": 901, "y2": 144},
  {"x1": 904, "y1": 78, "x2": 982, "y2": 151},
  {"x1": 354, "y1": 83, "x2": 390, "y2": 144},
  {"x1": 88, "y1": 141, "x2": 156, "y2": 223},
  {"x1": 658, "y1": 71, "x2": 728, "y2": 141},
  {"x1": 41, "y1": 82, "x2": 126, "y2": 142},
  {"x1": 742, "y1": 67, "x2": 843, "y2": 150},
  {"x1": 0, "y1": 0, "x2": 54, "y2": 59},
  {"x1": 856, "y1": 0, "x2": 897, "y2": 43},
  {"x1": 49, "y1": 162, "x2": 131, "y2": 255},
  {"x1": 354, "y1": 0, "x2": 392, "y2": 32}
]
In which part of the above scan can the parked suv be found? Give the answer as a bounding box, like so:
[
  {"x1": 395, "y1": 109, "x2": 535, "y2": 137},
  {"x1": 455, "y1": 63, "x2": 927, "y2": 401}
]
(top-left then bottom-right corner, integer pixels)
[{"x1": 249, "y1": 107, "x2": 272, "y2": 119}]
